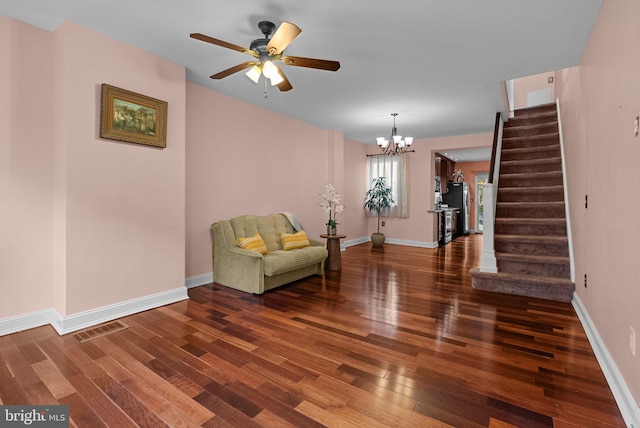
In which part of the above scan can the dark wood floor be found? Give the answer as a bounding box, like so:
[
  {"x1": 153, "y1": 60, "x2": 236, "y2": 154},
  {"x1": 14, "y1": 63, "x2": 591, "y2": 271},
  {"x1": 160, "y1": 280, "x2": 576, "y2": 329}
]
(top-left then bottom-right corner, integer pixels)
[{"x1": 0, "y1": 235, "x2": 626, "y2": 427}]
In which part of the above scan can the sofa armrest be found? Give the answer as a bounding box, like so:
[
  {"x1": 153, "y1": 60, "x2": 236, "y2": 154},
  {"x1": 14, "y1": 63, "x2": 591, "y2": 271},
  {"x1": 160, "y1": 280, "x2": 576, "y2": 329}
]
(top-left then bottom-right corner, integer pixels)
[
  {"x1": 211, "y1": 221, "x2": 266, "y2": 293},
  {"x1": 308, "y1": 239, "x2": 324, "y2": 247}
]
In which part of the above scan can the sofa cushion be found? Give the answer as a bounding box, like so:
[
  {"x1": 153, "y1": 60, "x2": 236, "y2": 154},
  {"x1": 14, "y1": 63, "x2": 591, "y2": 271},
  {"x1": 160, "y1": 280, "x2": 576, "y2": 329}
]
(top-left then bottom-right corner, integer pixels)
[
  {"x1": 263, "y1": 246, "x2": 328, "y2": 276},
  {"x1": 280, "y1": 231, "x2": 311, "y2": 251},
  {"x1": 230, "y1": 214, "x2": 294, "y2": 252},
  {"x1": 236, "y1": 232, "x2": 268, "y2": 254}
]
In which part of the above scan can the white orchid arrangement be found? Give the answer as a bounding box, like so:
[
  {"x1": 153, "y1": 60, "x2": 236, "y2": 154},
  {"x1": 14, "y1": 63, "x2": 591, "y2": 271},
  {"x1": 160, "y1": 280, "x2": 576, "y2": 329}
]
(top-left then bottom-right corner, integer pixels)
[{"x1": 318, "y1": 184, "x2": 344, "y2": 228}]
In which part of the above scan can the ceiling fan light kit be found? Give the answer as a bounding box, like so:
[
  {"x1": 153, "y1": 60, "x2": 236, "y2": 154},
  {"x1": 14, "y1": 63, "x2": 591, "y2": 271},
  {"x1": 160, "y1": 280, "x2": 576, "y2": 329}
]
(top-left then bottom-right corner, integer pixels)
[
  {"x1": 377, "y1": 113, "x2": 413, "y2": 155},
  {"x1": 190, "y1": 20, "x2": 340, "y2": 95}
]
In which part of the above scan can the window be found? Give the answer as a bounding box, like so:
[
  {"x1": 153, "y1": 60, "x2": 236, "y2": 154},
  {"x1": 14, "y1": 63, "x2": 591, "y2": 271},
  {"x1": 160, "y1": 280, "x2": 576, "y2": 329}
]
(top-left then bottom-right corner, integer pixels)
[{"x1": 367, "y1": 153, "x2": 409, "y2": 218}]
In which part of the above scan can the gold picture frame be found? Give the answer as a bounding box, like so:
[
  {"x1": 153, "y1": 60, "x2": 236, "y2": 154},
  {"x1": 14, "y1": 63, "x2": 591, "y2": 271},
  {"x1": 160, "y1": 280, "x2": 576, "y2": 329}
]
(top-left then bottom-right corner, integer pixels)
[{"x1": 100, "y1": 84, "x2": 167, "y2": 148}]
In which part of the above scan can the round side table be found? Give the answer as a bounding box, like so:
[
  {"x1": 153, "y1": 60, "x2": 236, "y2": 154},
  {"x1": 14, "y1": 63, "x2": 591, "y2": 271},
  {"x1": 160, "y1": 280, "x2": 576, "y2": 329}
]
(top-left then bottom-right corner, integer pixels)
[{"x1": 319, "y1": 234, "x2": 347, "y2": 271}]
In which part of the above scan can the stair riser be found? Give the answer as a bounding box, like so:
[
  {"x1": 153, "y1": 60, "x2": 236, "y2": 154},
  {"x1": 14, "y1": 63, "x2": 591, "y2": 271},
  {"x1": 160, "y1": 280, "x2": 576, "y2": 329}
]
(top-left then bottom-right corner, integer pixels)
[
  {"x1": 514, "y1": 104, "x2": 557, "y2": 117},
  {"x1": 496, "y1": 204, "x2": 565, "y2": 219},
  {"x1": 501, "y1": 147, "x2": 561, "y2": 161},
  {"x1": 500, "y1": 160, "x2": 561, "y2": 174},
  {"x1": 503, "y1": 123, "x2": 558, "y2": 138},
  {"x1": 495, "y1": 222, "x2": 567, "y2": 236},
  {"x1": 499, "y1": 174, "x2": 563, "y2": 188},
  {"x1": 495, "y1": 241, "x2": 569, "y2": 257},
  {"x1": 507, "y1": 113, "x2": 557, "y2": 127},
  {"x1": 498, "y1": 190, "x2": 564, "y2": 203},
  {"x1": 502, "y1": 135, "x2": 559, "y2": 149},
  {"x1": 497, "y1": 259, "x2": 570, "y2": 279}
]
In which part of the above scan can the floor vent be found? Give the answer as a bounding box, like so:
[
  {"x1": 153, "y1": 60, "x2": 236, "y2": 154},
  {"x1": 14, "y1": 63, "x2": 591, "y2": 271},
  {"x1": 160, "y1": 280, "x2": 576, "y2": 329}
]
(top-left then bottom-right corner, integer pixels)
[{"x1": 72, "y1": 320, "x2": 129, "y2": 343}]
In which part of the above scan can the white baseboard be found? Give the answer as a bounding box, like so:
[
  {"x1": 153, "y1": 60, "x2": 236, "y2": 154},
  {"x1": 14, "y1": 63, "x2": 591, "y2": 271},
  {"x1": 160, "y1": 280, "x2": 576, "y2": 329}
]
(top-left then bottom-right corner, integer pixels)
[
  {"x1": 385, "y1": 237, "x2": 437, "y2": 248},
  {"x1": 0, "y1": 287, "x2": 189, "y2": 336},
  {"x1": 344, "y1": 236, "x2": 437, "y2": 249},
  {"x1": 0, "y1": 308, "x2": 57, "y2": 337},
  {"x1": 573, "y1": 294, "x2": 640, "y2": 428},
  {"x1": 185, "y1": 272, "x2": 213, "y2": 289},
  {"x1": 344, "y1": 237, "x2": 369, "y2": 249}
]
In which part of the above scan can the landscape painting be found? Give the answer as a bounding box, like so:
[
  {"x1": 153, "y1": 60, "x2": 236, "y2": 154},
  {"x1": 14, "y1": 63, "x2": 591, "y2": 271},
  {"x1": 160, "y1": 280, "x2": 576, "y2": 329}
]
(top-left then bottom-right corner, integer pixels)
[{"x1": 100, "y1": 84, "x2": 167, "y2": 148}]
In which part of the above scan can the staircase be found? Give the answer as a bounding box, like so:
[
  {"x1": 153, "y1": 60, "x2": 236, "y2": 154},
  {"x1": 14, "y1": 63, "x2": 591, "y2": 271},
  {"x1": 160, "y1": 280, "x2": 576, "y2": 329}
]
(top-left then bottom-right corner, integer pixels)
[{"x1": 471, "y1": 103, "x2": 575, "y2": 302}]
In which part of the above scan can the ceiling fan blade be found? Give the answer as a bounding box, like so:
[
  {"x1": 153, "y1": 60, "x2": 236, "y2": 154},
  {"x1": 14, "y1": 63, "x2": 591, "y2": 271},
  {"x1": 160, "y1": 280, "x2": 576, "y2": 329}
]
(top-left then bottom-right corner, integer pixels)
[
  {"x1": 267, "y1": 22, "x2": 302, "y2": 55},
  {"x1": 281, "y1": 55, "x2": 340, "y2": 71},
  {"x1": 210, "y1": 62, "x2": 257, "y2": 79},
  {"x1": 190, "y1": 33, "x2": 258, "y2": 57},
  {"x1": 276, "y1": 68, "x2": 293, "y2": 92}
]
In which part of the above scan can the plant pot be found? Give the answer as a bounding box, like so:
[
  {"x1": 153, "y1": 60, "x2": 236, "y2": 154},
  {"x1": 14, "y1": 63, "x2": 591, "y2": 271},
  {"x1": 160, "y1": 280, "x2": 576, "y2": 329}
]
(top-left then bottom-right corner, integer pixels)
[
  {"x1": 327, "y1": 225, "x2": 337, "y2": 235},
  {"x1": 371, "y1": 232, "x2": 385, "y2": 247}
]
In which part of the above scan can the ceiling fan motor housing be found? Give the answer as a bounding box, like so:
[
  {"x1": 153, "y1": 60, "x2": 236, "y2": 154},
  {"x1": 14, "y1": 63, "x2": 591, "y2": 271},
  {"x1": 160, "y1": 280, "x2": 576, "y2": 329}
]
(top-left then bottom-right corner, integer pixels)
[{"x1": 258, "y1": 21, "x2": 276, "y2": 38}]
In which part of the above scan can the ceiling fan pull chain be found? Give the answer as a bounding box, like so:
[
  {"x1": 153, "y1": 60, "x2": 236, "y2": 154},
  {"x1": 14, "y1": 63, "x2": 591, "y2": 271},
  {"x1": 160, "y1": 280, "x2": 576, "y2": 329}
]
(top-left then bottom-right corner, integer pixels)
[{"x1": 264, "y1": 77, "x2": 268, "y2": 98}]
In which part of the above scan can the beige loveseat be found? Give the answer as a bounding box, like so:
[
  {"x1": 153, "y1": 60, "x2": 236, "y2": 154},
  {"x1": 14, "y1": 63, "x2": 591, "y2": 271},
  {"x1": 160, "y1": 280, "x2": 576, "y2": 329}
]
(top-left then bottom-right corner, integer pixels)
[{"x1": 211, "y1": 213, "x2": 328, "y2": 294}]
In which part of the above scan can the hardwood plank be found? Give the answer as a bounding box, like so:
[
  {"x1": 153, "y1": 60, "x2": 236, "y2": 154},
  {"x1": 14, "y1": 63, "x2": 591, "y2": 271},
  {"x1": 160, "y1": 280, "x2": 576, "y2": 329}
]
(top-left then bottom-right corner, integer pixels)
[
  {"x1": 93, "y1": 373, "x2": 170, "y2": 427},
  {"x1": 67, "y1": 373, "x2": 138, "y2": 428},
  {"x1": 60, "y1": 392, "x2": 108, "y2": 428},
  {"x1": 30, "y1": 358, "x2": 76, "y2": 399}
]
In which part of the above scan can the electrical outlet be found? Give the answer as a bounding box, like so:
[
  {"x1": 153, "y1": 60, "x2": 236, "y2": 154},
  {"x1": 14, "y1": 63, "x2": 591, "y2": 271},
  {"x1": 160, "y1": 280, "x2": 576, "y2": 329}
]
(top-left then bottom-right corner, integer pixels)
[
  {"x1": 381, "y1": 221, "x2": 385, "y2": 227},
  {"x1": 630, "y1": 327, "x2": 636, "y2": 357}
]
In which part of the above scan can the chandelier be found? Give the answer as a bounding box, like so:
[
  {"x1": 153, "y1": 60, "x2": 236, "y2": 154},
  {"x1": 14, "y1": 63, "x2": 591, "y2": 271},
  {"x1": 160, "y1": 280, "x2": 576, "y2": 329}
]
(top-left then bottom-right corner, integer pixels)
[{"x1": 376, "y1": 113, "x2": 413, "y2": 155}]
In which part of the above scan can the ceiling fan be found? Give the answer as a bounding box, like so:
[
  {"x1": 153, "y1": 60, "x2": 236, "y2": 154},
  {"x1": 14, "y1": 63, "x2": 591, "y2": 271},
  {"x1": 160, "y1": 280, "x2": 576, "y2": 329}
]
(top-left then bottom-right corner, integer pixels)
[{"x1": 190, "y1": 21, "x2": 340, "y2": 92}]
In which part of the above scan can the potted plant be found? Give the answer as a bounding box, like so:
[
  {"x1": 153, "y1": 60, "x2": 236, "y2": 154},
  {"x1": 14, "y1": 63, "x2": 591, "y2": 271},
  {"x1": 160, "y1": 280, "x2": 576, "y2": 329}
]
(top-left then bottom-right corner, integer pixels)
[
  {"x1": 318, "y1": 184, "x2": 344, "y2": 235},
  {"x1": 363, "y1": 177, "x2": 394, "y2": 246}
]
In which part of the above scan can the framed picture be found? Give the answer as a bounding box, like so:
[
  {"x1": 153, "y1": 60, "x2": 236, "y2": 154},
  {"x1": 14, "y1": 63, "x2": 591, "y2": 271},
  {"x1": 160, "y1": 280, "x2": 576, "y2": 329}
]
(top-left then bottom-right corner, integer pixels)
[{"x1": 100, "y1": 84, "x2": 167, "y2": 148}]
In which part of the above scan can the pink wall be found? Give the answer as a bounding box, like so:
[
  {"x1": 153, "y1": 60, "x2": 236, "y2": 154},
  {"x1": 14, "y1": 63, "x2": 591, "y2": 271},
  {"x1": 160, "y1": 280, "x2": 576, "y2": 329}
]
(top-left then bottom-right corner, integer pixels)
[
  {"x1": 555, "y1": 0, "x2": 640, "y2": 403},
  {"x1": 453, "y1": 161, "x2": 490, "y2": 231},
  {"x1": 513, "y1": 71, "x2": 556, "y2": 109},
  {"x1": 185, "y1": 83, "x2": 339, "y2": 278},
  {"x1": 342, "y1": 138, "x2": 369, "y2": 240},
  {"x1": 1, "y1": 17, "x2": 186, "y2": 319},
  {"x1": 0, "y1": 17, "x2": 54, "y2": 318},
  {"x1": 56, "y1": 22, "x2": 186, "y2": 315}
]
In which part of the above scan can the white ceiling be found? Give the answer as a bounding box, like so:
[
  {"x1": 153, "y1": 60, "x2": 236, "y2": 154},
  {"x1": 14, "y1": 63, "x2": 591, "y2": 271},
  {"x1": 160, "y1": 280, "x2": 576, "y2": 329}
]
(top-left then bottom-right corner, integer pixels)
[
  {"x1": 1, "y1": 0, "x2": 602, "y2": 147},
  {"x1": 440, "y1": 147, "x2": 493, "y2": 163}
]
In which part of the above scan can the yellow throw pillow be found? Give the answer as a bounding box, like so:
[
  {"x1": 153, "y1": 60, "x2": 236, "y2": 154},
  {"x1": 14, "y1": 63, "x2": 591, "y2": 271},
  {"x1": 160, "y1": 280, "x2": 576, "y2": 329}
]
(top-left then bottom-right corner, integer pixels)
[
  {"x1": 237, "y1": 232, "x2": 268, "y2": 254},
  {"x1": 281, "y1": 231, "x2": 311, "y2": 251}
]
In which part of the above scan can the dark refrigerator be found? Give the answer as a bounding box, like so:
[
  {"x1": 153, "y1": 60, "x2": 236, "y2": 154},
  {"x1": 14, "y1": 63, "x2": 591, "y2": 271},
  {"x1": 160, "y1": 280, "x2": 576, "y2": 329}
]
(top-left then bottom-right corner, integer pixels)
[{"x1": 442, "y1": 182, "x2": 470, "y2": 236}]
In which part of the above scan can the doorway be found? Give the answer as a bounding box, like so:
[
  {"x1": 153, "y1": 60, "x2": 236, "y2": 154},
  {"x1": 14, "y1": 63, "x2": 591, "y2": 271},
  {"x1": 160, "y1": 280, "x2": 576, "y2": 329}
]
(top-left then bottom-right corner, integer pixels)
[{"x1": 475, "y1": 173, "x2": 489, "y2": 233}]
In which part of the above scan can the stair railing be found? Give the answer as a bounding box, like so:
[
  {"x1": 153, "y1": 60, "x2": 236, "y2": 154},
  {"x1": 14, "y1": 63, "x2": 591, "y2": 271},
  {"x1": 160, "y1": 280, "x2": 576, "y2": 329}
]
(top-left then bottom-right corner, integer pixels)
[{"x1": 479, "y1": 112, "x2": 504, "y2": 273}]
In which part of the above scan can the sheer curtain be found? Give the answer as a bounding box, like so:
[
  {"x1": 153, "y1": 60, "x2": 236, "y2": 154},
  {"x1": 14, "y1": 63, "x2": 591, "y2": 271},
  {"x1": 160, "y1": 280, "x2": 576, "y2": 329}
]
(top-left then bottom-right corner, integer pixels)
[{"x1": 367, "y1": 153, "x2": 409, "y2": 218}]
